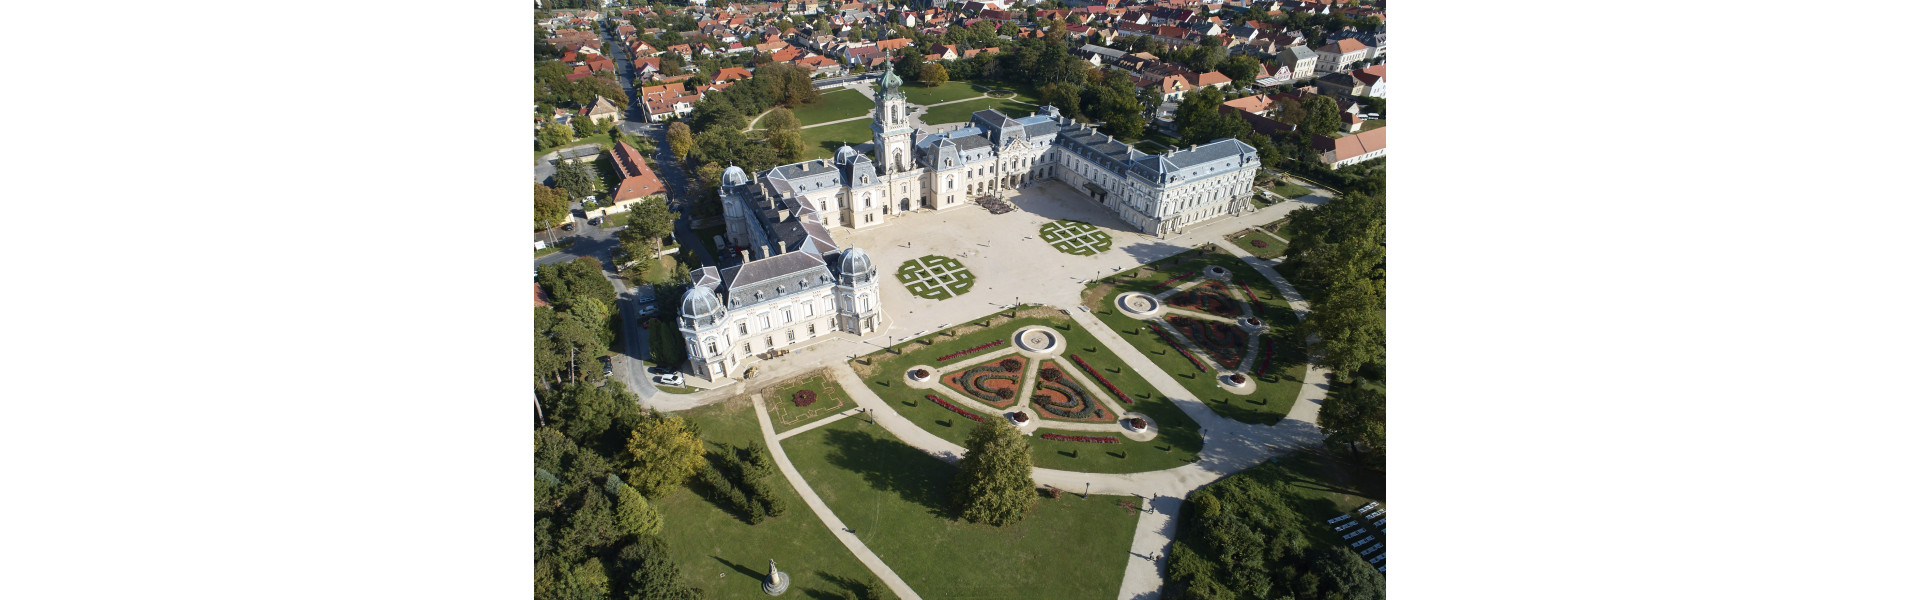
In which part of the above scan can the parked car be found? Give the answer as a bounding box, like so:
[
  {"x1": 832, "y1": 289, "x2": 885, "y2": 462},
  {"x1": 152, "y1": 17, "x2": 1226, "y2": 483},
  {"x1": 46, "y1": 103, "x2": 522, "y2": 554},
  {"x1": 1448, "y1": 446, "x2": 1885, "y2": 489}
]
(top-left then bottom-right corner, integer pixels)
[
  {"x1": 656, "y1": 373, "x2": 684, "y2": 386},
  {"x1": 647, "y1": 365, "x2": 673, "y2": 375},
  {"x1": 638, "y1": 303, "x2": 657, "y2": 316},
  {"x1": 561, "y1": 223, "x2": 574, "y2": 231}
]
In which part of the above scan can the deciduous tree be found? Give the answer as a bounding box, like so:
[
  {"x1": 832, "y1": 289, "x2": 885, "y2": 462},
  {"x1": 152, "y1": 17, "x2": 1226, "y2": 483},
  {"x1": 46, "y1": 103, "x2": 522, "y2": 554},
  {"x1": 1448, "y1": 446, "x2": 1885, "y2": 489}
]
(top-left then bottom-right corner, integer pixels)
[
  {"x1": 623, "y1": 414, "x2": 706, "y2": 497},
  {"x1": 664, "y1": 122, "x2": 694, "y2": 161},
  {"x1": 760, "y1": 107, "x2": 800, "y2": 133},
  {"x1": 536, "y1": 184, "x2": 570, "y2": 228},
  {"x1": 952, "y1": 418, "x2": 1037, "y2": 526},
  {"x1": 1302, "y1": 95, "x2": 1340, "y2": 137},
  {"x1": 919, "y1": 62, "x2": 949, "y2": 86}
]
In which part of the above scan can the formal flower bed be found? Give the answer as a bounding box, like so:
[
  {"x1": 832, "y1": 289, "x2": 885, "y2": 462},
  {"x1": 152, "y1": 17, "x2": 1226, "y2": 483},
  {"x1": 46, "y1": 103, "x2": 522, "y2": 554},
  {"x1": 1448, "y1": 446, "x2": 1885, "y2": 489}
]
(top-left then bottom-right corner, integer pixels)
[
  {"x1": 1011, "y1": 411, "x2": 1029, "y2": 423},
  {"x1": 1150, "y1": 322, "x2": 1210, "y2": 372},
  {"x1": 1128, "y1": 417, "x2": 1148, "y2": 430},
  {"x1": 1153, "y1": 270, "x2": 1197, "y2": 290},
  {"x1": 1169, "y1": 315, "x2": 1247, "y2": 370},
  {"x1": 1250, "y1": 239, "x2": 1268, "y2": 248},
  {"x1": 910, "y1": 368, "x2": 930, "y2": 379},
  {"x1": 1254, "y1": 337, "x2": 1278, "y2": 377},
  {"x1": 1167, "y1": 280, "x2": 1240, "y2": 319},
  {"x1": 937, "y1": 339, "x2": 1003, "y2": 362},
  {"x1": 1041, "y1": 432, "x2": 1119, "y2": 444},
  {"x1": 1069, "y1": 354, "x2": 1133, "y2": 404},
  {"x1": 928, "y1": 394, "x2": 985, "y2": 423},
  {"x1": 793, "y1": 389, "x2": 818, "y2": 407},
  {"x1": 1031, "y1": 366, "x2": 1111, "y2": 421},
  {"x1": 941, "y1": 355, "x2": 1027, "y2": 408},
  {"x1": 1240, "y1": 282, "x2": 1265, "y2": 317},
  {"x1": 1229, "y1": 373, "x2": 1246, "y2": 385}
]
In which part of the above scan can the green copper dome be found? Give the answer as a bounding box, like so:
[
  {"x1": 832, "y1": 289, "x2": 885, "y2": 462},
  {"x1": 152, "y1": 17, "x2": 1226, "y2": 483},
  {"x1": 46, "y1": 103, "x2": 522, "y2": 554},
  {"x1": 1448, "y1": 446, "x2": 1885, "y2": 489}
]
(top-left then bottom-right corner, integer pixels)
[{"x1": 879, "y1": 59, "x2": 903, "y2": 92}]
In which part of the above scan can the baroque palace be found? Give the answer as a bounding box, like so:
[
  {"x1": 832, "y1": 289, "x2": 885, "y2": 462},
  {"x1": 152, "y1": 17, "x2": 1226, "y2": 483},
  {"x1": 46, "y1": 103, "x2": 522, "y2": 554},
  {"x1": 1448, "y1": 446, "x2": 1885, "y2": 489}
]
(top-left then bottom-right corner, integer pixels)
[{"x1": 678, "y1": 59, "x2": 1259, "y2": 381}]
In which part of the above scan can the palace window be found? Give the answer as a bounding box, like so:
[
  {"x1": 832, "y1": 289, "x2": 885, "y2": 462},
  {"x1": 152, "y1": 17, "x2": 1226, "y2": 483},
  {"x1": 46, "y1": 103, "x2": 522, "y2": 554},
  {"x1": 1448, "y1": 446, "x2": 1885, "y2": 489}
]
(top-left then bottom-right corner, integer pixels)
[{"x1": 738, "y1": 323, "x2": 747, "y2": 335}]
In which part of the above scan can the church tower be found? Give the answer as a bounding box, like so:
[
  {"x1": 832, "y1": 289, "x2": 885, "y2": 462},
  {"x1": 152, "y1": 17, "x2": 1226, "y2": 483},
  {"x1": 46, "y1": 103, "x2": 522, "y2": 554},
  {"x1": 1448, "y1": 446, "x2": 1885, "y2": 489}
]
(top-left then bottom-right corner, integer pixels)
[{"x1": 870, "y1": 56, "x2": 913, "y2": 175}]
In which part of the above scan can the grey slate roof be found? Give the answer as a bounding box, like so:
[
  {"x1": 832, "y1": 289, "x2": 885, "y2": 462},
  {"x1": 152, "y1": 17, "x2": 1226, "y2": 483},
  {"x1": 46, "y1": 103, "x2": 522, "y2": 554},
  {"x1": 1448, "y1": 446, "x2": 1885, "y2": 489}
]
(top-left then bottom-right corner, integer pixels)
[
  {"x1": 1284, "y1": 45, "x2": 1316, "y2": 61},
  {"x1": 1163, "y1": 139, "x2": 1255, "y2": 170},
  {"x1": 691, "y1": 266, "x2": 721, "y2": 290},
  {"x1": 720, "y1": 250, "x2": 826, "y2": 292},
  {"x1": 952, "y1": 135, "x2": 991, "y2": 150}
]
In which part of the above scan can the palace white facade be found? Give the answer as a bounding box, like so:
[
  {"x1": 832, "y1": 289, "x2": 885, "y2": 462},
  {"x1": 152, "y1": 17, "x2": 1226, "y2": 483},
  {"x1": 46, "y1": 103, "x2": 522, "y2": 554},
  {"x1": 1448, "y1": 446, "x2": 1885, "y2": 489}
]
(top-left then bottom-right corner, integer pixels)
[{"x1": 677, "y1": 58, "x2": 1259, "y2": 380}]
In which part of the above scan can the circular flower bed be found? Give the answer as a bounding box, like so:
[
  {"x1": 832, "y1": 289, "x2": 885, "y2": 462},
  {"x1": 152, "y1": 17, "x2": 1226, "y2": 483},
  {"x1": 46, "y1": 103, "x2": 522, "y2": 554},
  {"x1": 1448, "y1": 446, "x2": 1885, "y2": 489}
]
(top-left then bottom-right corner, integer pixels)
[
  {"x1": 1039, "y1": 367, "x2": 1062, "y2": 381},
  {"x1": 1229, "y1": 373, "x2": 1246, "y2": 385},
  {"x1": 1129, "y1": 417, "x2": 1147, "y2": 430},
  {"x1": 999, "y1": 358, "x2": 1021, "y2": 371},
  {"x1": 1011, "y1": 412, "x2": 1029, "y2": 423},
  {"x1": 792, "y1": 390, "x2": 817, "y2": 407},
  {"x1": 910, "y1": 368, "x2": 929, "y2": 379},
  {"x1": 1250, "y1": 239, "x2": 1268, "y2": 248}
]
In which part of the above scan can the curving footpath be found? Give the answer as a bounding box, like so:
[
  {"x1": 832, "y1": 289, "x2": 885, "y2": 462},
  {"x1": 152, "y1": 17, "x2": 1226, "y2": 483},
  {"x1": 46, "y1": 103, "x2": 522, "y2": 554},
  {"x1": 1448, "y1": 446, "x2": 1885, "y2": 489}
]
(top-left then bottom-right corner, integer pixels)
[
  {"x1": 679, "y1": 208, "x2": 1335, "y2": 600},
  {"x1": 749, "y1": 393, "x2": 923, "y2": 600}
]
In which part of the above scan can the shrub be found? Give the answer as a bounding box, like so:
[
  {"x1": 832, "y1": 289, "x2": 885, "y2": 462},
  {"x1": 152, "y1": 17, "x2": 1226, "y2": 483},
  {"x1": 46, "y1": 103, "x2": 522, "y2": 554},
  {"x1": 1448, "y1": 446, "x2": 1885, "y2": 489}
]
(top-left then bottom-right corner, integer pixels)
[
  {"x1": 995, "y1": 387, "x2": 1015, "y2": 400},
  {"x1": 999, "y1": 358, "x2": 1020, "y2": 371},
  {"x1": 911, "y1": 368, "x2": 929, "y2": 379},
  {"x1": 1230, "y1": 373, "x2": 1246, "y2": 384},
  {"x1": 1251, "y1": 239, "x2": 1268, "y2": 248},
  {"x1": 793, "y1": 389, "x2": 817, "y2": 407},
  {"x1": 1039, "y1": 367, "x2": 1061, "y2": 381}
]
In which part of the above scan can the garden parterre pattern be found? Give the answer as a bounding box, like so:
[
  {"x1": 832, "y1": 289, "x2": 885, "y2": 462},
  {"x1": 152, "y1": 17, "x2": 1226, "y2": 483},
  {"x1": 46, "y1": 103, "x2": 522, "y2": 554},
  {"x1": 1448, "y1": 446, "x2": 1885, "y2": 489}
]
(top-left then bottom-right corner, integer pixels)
[
  {"x1": 940, "y1": 356, "x2": 1028, "y2": 408},
  {"x1": 1167, "y1": 315, "x2": 1249, "y2": 370},
  {"x1": 1031, "y1": 359, "x2": 1117, "y2": 423},
  {"x1": 1166, "y1": 280, "x2": 1242, "y2": 319},
  {"x1": 894, "y1": 254, "x2": 975, "y2": 300},
  {"x1": 1038, "y1": 219, "x2": 1114, "y2": 256}
]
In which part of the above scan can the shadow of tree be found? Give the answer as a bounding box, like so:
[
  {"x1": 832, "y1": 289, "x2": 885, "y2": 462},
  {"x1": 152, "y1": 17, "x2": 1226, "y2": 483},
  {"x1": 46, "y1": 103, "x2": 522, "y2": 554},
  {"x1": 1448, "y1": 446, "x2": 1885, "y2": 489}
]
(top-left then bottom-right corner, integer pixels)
[{"x1": 818, "y1": 427, "x2": 955, "y2": 518}]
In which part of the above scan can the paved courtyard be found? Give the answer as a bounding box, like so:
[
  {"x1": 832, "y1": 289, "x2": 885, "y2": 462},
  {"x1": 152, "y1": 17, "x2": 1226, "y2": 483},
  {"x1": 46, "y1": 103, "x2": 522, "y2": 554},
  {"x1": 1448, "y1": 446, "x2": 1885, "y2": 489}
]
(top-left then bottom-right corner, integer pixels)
[{"x1": 839, "y1": 179, "x2": 1290, "y2": 342}]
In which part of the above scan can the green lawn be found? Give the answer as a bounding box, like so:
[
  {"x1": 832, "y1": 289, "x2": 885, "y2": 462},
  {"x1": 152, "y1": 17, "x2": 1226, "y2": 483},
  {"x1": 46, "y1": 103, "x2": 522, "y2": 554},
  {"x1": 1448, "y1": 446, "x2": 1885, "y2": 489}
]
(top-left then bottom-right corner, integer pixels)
[
  {"x1": 920, "y1": 97, "x2": 1038, "y2": 125},
  {"x1": 781, "y1": 416, "x2": 1136, "y2": 600},
  {"x1": 656, "y1": 397, "x2": 880, "y2": 600},
  {"x1": 849, "y1": 308, "x2": 1203, "y2": 474},
  {"x1": 643, "y1": 252, "x2": 679, "y2": 285},
  {"x1": 1083, "y1": 248, "x2": 1311, "y2": 426},
  {"x1": 1361, "y1": 118, "x2": 1385, "y2": 132},
  {"x1": 799, "y1": 119, "x2": 877, "y2": 161},
  {"x1": 788, "y1": 89, "x2": 875, "y2": 126},
  {"x1": 1268, "y1": 181, "x2": 1313, "y2": 200},
  {"x1": 1264, "y1": 217, "x2": 1303, "y2": 242},
  {"x1": 1229, "y1": 229, "x2": 1287, "y2": 260},
  {"x1": 902, "y1": 80, "x2": 990, "y2": 105},
  {"x1": 763, "y1": 372, "x2": 857, "y2": 434}
]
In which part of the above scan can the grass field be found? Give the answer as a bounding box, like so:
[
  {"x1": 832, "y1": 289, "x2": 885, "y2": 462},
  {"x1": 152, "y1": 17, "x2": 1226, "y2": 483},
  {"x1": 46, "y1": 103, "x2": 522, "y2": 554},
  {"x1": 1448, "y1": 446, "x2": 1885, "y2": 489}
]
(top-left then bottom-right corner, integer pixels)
[
  {"x1": 1268, "y1": 181, "x2": 1313, "y2": 199},
  {"x1": 920, "y1": 97, "x2": 1038, "y2": 125},
  {"x1": 642, "y1": 252, "x2": 679, "y2": 285},
  {"x1": 781, "y1": 416, "x2": 1137, "y2": 600},
  {"x1": 1083, "y1": 248, "x2": 1311, "y2": 426},
  {"x1": 789, "y1": 89, "x2": 874, "y2": 125},
  {"x1": 1361, "y1": 119, "x2": 1386, "y2": 132},
  {"x1": 849, "y1": 308, "x2": 1203, "y2": 473},
  {"x1": 902, "y1": 80, "x2": 990, "y2": 105},
  {"x1": 534, "y1": 239, "x2": 573, "y2": 258},
  {"x1": 799, "y1": 119, "x2": 877, "y2": 161},
  {"x1": 763, "y1": 372, "x2": 857, "y2": 434},
  {"x1": 655, "y1": 397, "x2": 880, "y2": 600},
  {"x1": 1230, "y1": 229, "x2": 1288, "y2": 259}
]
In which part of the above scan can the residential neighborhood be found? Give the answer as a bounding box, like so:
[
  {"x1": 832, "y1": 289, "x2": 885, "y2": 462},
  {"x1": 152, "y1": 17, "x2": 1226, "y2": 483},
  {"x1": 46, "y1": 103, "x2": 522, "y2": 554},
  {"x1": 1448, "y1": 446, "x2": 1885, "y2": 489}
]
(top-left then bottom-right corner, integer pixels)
[{"x1": 533, "y1": 2, "x2": 1386, "y2": 600}]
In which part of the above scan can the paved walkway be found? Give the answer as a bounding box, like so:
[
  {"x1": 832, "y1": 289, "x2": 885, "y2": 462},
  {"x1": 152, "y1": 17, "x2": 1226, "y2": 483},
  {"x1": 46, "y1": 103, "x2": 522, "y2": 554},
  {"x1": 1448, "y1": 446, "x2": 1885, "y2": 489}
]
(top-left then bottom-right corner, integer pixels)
[{"x1": 749, "y1": 393, "x2": 923, "y2": 600}]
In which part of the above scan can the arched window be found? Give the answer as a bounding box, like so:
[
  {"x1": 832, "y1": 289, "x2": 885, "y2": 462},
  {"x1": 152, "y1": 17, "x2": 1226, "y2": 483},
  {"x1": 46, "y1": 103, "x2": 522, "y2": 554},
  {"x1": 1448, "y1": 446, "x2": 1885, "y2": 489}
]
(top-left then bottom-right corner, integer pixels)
[
  {"x1": 863, "y1": 193, "x2": 872, "y2": 209},
  {"x1": 947, "y1": 176, "x2": 954, "y2": 190},
  {"x1": 860, "y1": 295, "x2": 870, "y2": 312}
]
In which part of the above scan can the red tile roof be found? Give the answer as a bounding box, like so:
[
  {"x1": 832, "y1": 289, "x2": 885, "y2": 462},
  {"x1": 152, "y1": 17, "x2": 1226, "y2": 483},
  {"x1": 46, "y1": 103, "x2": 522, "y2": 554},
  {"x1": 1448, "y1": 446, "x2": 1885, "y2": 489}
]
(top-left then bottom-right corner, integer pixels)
[{"x1": 608, "y1": 141, "x2": 666, "y2": 203}]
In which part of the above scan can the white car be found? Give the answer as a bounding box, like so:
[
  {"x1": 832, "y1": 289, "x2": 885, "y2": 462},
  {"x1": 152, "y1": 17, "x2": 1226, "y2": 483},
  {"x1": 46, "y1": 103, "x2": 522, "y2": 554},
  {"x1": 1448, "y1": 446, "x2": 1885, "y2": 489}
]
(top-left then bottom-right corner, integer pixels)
[{"x1": 656, "y1": 373, "x2": 684, "y2": 386}]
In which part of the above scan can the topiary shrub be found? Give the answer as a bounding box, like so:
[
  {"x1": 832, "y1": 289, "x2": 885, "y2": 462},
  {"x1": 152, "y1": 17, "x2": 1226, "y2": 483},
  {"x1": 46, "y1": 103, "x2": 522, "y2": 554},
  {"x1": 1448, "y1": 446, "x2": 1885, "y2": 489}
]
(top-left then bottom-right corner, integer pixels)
[
  {"x1": 1039, "y1": 367, "x2": 1061, "y2": 381},
  {"x1": 995, "y1": 387, "x2": 1015, "y2": 400},
  {"x1": 999, "y1": 358, "x2": 1020, "y2": 371}
]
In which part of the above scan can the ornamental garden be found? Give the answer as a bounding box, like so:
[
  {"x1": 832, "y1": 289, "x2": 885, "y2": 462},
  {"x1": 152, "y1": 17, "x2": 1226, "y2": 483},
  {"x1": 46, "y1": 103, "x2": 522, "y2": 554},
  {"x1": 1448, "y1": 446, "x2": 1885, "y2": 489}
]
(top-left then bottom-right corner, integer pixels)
[
  {"x1": 1085, "y1": 246, "x2": 1312, "y2": 426},
  {"x1": 763, "y1": 371, "x2": 854, "y2": 434},
  {"x1": 895, "y1": 254, "x2": 975, "y2": 300},
  {"x1": 848, "y1": 308, "x2": 1204, "y2": 474},
  {"x1": 1038, "y1": 219, "x2": 1114, "y2": 256}
]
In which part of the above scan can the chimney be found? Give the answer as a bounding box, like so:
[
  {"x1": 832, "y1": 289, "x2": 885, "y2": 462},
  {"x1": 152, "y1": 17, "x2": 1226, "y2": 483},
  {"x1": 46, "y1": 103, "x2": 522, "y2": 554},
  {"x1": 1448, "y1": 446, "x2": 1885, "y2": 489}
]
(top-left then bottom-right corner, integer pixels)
[{"x1": 738, "y1": 249, "x2": 751, "y2": 264}]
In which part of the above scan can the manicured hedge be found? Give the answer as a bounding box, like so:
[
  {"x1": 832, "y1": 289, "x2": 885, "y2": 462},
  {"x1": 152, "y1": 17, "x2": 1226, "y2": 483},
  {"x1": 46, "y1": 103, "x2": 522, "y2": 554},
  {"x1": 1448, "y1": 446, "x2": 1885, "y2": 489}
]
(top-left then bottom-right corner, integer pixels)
[
  {"x1": 1041, "y1": 432, "x2": 1119, "y2": 444},
  {"x1": 937, "y1": 339, "x2": 1004, "y2": 362},
  {"x1": 928, "y1": 394, "x2": 985, "y2": 422},
  {"x1": 1070, "y1": 354, "x2": 1133, "y2": 404}
]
